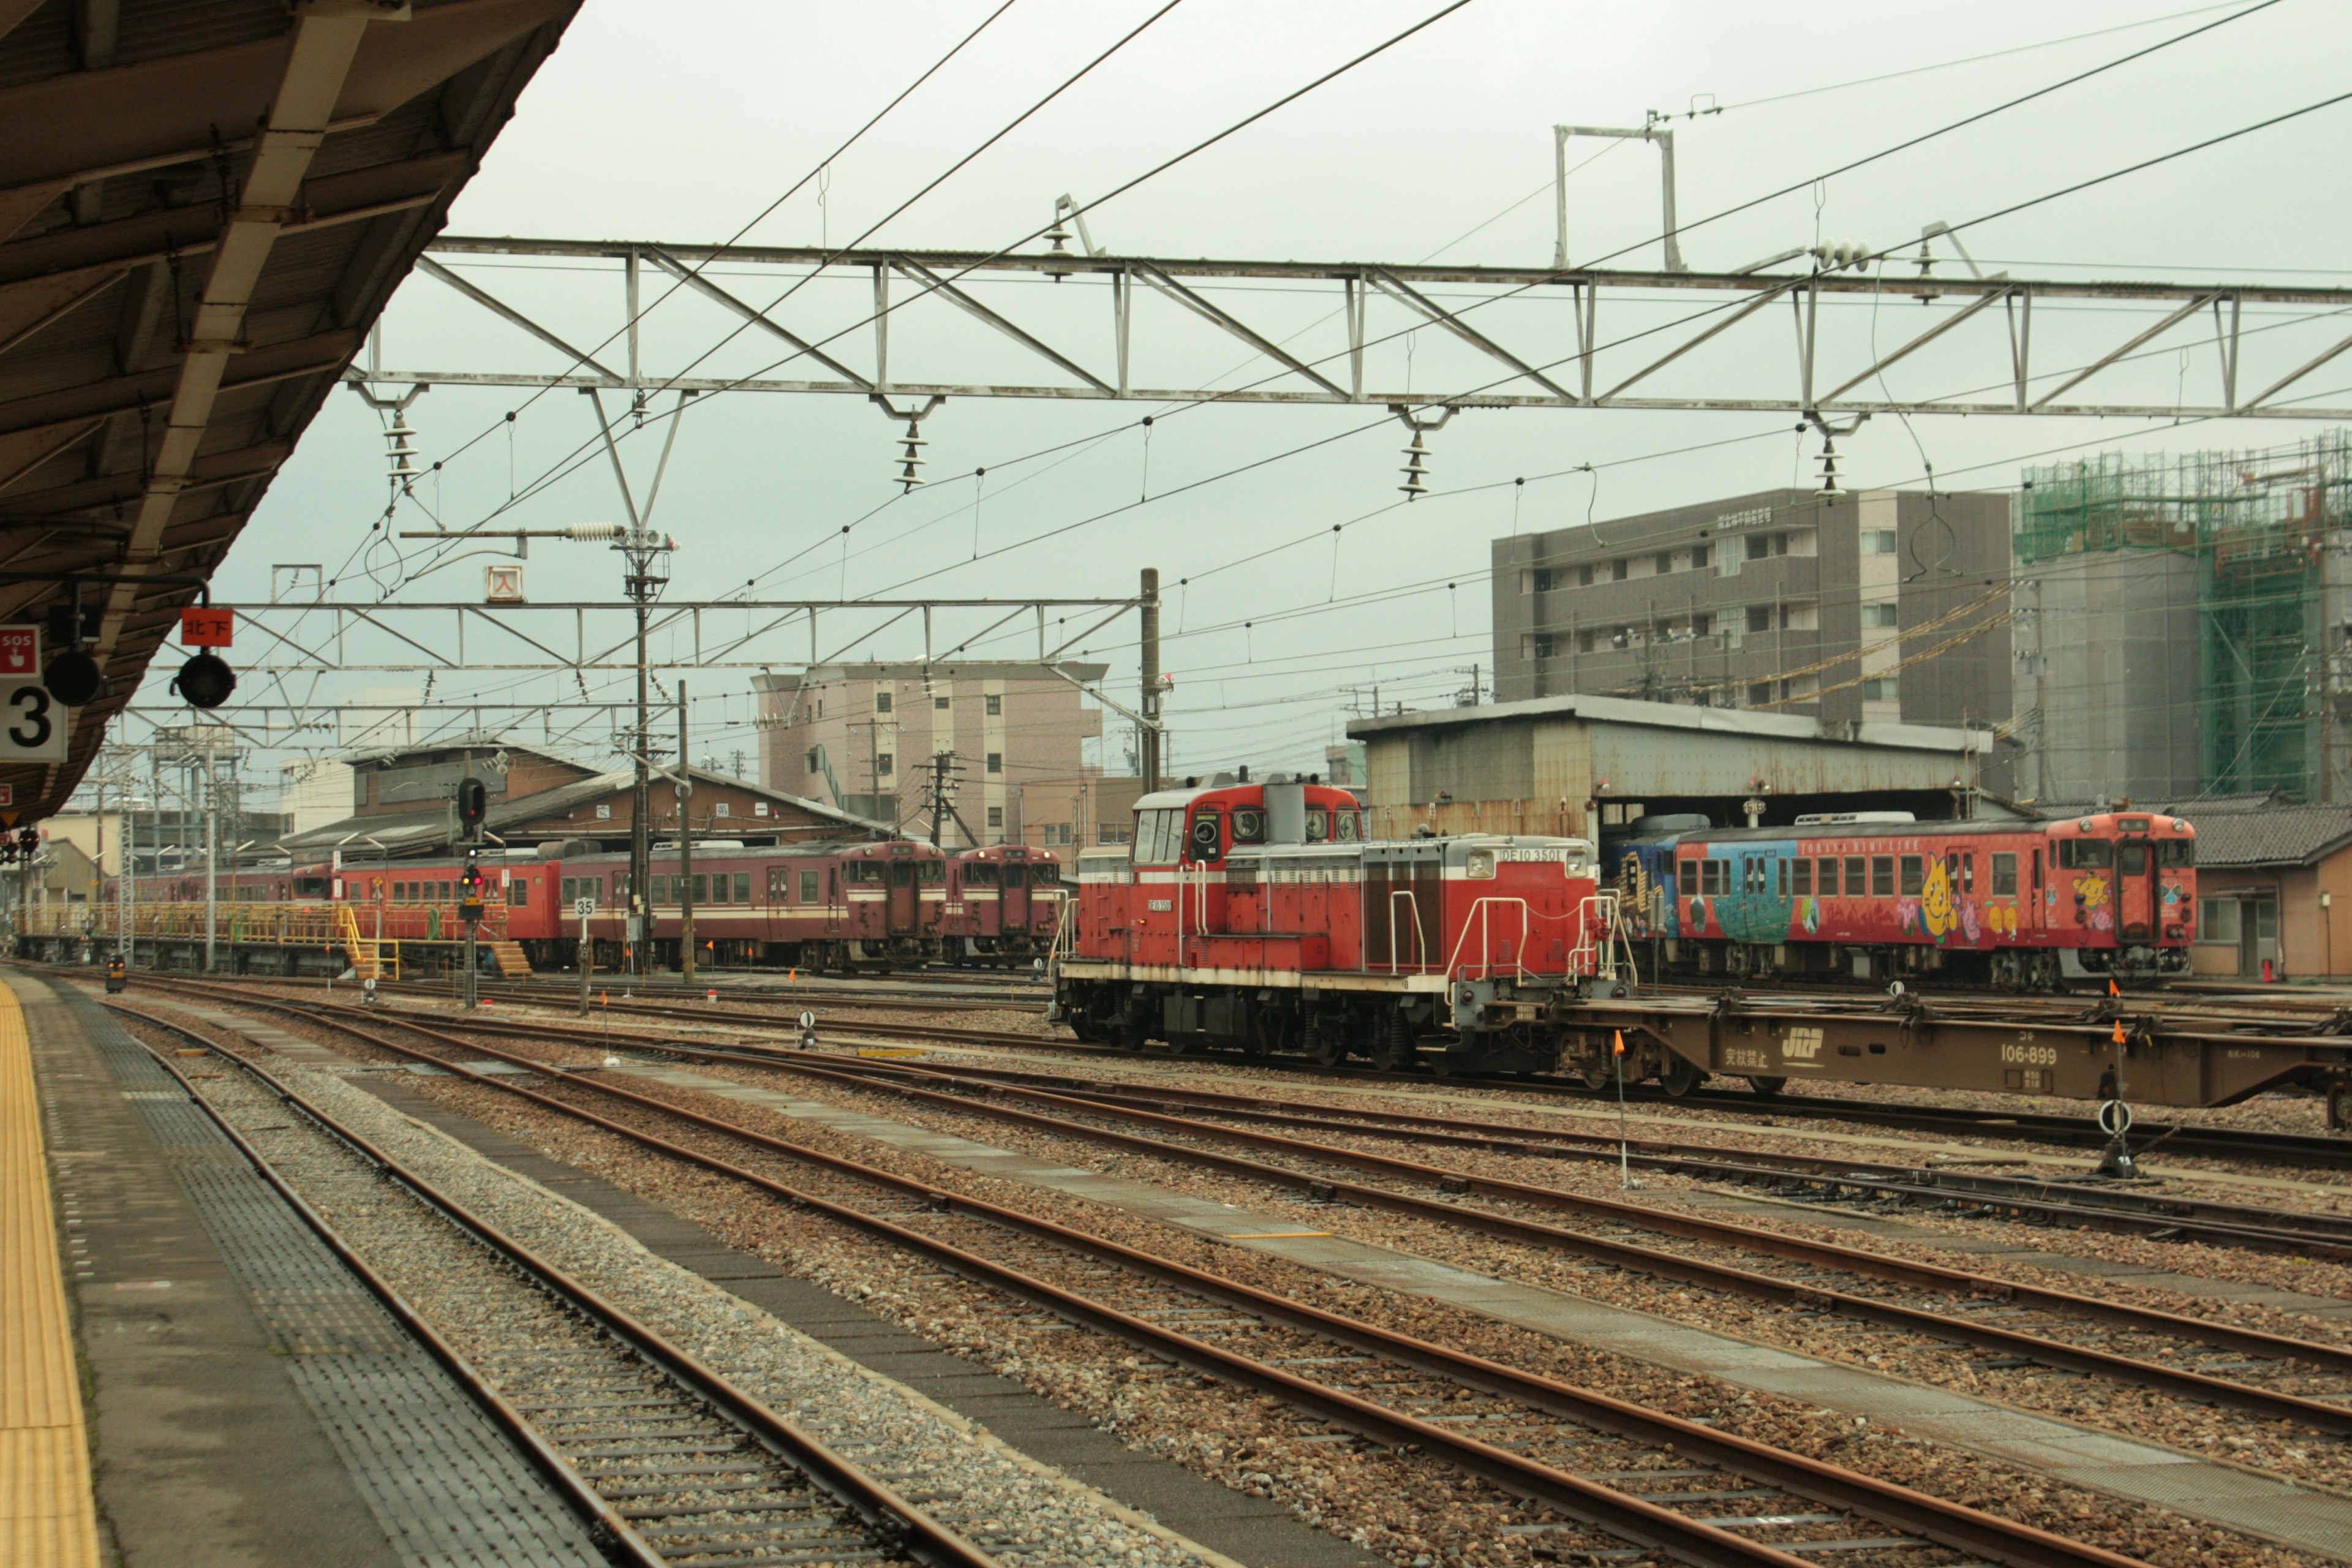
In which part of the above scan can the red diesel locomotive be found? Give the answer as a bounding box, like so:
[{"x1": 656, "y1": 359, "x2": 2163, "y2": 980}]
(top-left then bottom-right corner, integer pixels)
[
  {"x1": 941, "y1": 845, "x2": 1063, "y2": 967},
  {"x1": 1052, "y1": 775, "x2": 1609, "y2": 1072}
]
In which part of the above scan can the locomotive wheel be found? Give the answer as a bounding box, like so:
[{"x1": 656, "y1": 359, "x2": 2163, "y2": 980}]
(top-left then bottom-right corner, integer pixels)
[
  {"x1": 1658, "y1": 1053, "x2": 1705, "y2": 1098},
  {"x1": 1371, "y1": 1034, "x2": 1411, "y2": 1072},
  {"x1": 1579, "y1": 1061, "x2": 1615, "y2": 1091},
  {"x1": 1308, "y1": 1027, "x2": 1346, "y2": 1067},
  {"x1": 1746, "y1": 1075, "x2": 1787, "y2": 1098}
]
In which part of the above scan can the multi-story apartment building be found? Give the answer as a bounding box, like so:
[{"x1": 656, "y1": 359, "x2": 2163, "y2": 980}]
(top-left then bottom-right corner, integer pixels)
[
  {"x1": 755, "y1": 662, "x2": 1107, "y2": 845},
  {"x1": 1491, "y1": 486, "x2": 2013, "y2": 743}
]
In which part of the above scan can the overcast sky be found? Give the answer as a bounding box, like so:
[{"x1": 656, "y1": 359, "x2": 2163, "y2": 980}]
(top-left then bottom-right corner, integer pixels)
[{"x1": 188, "y1": 0, "x2": 2352, "y2": 791}]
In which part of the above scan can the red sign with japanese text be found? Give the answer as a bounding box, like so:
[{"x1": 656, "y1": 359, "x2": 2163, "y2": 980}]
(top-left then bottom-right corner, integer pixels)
[{"x1": 180, "y1": 607, "x2": 234, "y2": 647}]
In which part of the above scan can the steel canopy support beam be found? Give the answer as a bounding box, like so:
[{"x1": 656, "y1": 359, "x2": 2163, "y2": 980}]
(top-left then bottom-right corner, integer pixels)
[
  {"x1": 1131, "y1": 262, "x2": 1348, "y2": 399},
  {"x1": 97, "y1": 0, "x2": 393, "y2": 666},
  {"x1": 890, "y1": 257, "x2": 1113, "y2": 395},
  {"x1": 1366, "y1": 268, "x2": 1575, "y2": 402},
  {"x1": 2029, "y1": 292, "x2": 2217, "y2": 410}
]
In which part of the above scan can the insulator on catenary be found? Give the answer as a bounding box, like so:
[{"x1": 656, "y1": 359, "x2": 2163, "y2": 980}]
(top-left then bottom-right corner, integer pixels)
[
  {"x1": 1399, "y1": 429, "x2": 1430, "y2": 501},
  {"x1": 895, "y1": 417, "x2": 929, "y2": 492}
]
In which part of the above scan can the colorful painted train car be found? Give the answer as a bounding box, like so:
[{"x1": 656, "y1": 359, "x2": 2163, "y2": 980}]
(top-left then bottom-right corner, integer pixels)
[{"x1": 1610, "y1": 810, "x2": 2195, "y2": 989}]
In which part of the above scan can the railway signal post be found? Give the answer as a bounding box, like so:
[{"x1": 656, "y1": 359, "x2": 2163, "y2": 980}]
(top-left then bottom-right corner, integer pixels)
[{"x1": 458, "y1": 777, "x2": 487, "y2": 1009}]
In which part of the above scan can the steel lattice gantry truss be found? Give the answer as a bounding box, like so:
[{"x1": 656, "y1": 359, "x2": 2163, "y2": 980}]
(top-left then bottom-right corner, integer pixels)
[
  {"x1": 0, "y1": 0, "x2": 579, "y2": 820},
  {"x1": 357, "y1": 235, "x2": 2352, "y2": 421}
]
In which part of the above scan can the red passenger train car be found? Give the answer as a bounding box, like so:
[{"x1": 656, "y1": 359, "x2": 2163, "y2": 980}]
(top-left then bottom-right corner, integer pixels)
[
  {"x1": 1053, "y1": 775, "x2": 1608, "y2": 1072},
  {"x1": 941, "y1": 845, "x2": 1063, "y2": 967}
]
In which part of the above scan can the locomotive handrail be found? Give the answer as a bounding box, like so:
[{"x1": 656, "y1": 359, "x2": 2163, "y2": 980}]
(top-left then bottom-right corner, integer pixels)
[
  {"x1": 1441, "y1": 897, "x2": 1535, "y2": 984},
  {"x1": 1384, "y1": 889, "x2": 1430, "y2": 973}
]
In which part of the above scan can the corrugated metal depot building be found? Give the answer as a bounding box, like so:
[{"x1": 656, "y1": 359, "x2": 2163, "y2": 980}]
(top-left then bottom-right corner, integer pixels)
[{"x1": 1347, "y1": 693, "x2": 1997, "y2": 839}]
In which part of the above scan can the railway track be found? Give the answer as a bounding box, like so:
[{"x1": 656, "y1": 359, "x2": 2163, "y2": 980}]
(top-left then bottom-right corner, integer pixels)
[
  {"x1": 113, "y1": 973, "x2": 2168, "y2": 1568},
  {"x1": 61, "y1": 960, "x2": 2351, "y2": 1167},
  {"x1": 332, "y1": 1003, "x2": 2352, "y2": 1434},
  {"x1": 116, "y1": 1003, "x2": 1003, "y2": 1568}
]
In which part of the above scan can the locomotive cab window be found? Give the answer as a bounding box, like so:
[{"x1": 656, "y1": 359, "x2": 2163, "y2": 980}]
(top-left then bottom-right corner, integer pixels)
[
  {"x1": 2159, "y1": 840, "x2": 2196, "y2": 867},
  {"x1": 2058, "y1": 839, "x2": 2113, "y2": 869},
  {"x1": 1133, "y1": 808, "x2": 1183, "y2": 865},
  {"x1": 1898, "y1": 856, "x2": 1923, "y2": 897},
  {"x1": 918, "y1": 861, "x2": 943, "y2": 884},
  {"x1": 1991, "y1": 853, "x2": 2019, "y2": 896},
  {"x1": 1185, "y1": 810, "x2": 1223, "y2": 862},
  {"x1": 966, "y1": 862, "x2": 1001, "y2": 886}
]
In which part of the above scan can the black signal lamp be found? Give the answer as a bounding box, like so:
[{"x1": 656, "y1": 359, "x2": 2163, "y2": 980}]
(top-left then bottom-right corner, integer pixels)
[
  {"x1": 43, "y1": 648, "x2": 102, "y2": 707},
  {"x1": 172, "y1": 652, "x2": 236, "y2": 709},
  {"x1": 457, "y1": 777, "x2": 488, "y2": 831}
]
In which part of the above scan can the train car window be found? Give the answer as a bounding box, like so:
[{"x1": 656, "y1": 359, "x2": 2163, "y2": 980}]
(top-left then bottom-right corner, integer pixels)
[
  {"x1": 967, "y1": 862, "x2": 1001, "y2": 886},
  {"x1": 1678, "y1": 858, "x2": 1698, "y2": 889},
  {"x1": 1305, "y1": 809, "x2": 1329, "y2": 842},
  {"x1": 2032, "y1": 849, "x2": 2043, "y2": 890},
  {"x1": 769, "y1": 867, "x2": 789, "y2": 902},
  {"x1": 734, "y1": 872, "x2": 753, "y2": 902},
  {"x1": 802, "y1": 870, "x2": 820, "y2": 902},
  {"x1": 2159, "y1": 840, "x2": 2196, "y2": 867},
  {"x1": 1231, "y1": 808, "x2": 1267, "y2": 844},
  {"x1": 2116, "y1": 843, "x2": 2149, "y2": 875},
  {"x1": 655, "y1": 874, "x2": 672, "y2": 902},
  {"x1": 1842, "y1": 856, "x2": 1864, "y2": 895},
  {"x1": 1133, "y1": 808, "x2": 1182, "y2": 865},
  {"x1": 561, "y1": 877, "x2": 575, "y2": 903},
  {"x1": 1033, "y1": 862, "x2": 1058, "y2": 883},
  {"x1": 509, "y1": 879, "x2": 528, "y2": 907},
  {"x1": 1003, "y1": 864, "x2": 1027, "y2": 888},
  {"x1": 709, "y1": 874, "x2": 729, "y2": 904},
  {"x1": 1792, "y1": 858, "x2": 1812, "y2": 895},
  {"x1": 1898, "y1": 856, "x2": 1923, "y2": 896},
  {"x1": 1816, "y1": 858, "x2": 1838, "y2": 896},
  {"x1": 1992, "y1": 853, "x2": 2018, "y2": 895},
  {"x1": 2058, "y1": 839, "x2": 2113, "y2": 869},
  {"x1": 891, "y1": 861, "x2": 914, "y2": 888},
  {"x1": 684, "y1": 873, "x2": 703, "y2": 902},
  {"x1": 294, "y1": 875, "x2": 328, "y2": 897},
  {"x1": 1700, "y1": 859, "x2": 1726, "y2": 895},
  {"x1": 1871, "y1": 856, "x2": 1895, "y2": 897},
  {"x1": 916, "y1": 862, "x2": 941, "y2": 885}
]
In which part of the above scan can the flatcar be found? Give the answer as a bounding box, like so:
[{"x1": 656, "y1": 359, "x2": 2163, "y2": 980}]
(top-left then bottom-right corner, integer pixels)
[
  {"x1": 1611, "y1": 810, "x2": 2195, "y2": 990},
  {"x1": 941, "y1": 845, "x2": 1063, "y2": 967},
  {"x1": 1053, "y1": 774, "x2": 1608, "y2": 1073}
]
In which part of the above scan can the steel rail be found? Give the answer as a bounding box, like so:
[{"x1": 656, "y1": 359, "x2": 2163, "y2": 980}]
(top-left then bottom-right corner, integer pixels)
[
  {"x1": 134, "y1": 977, "x2": 2160, "y2": 1568},
  {"x1": 466, "y1": 1020, "x2": 2352, "y2": 1436},
  {"x1": 107, "y1": 1001, "x2": 1005, "y2": 1568}
]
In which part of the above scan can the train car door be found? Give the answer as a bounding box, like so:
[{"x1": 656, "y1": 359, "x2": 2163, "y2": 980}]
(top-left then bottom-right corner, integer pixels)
[
  {"x1": 1001, "y1": 856, "x2": 1030, "y2": 937},
  {"x1": 2113, "y1": 818, "x2": 2157, "y2": 943},
  {"x1": 887, "y1": 850, "x2": 918, "y2": 935}
]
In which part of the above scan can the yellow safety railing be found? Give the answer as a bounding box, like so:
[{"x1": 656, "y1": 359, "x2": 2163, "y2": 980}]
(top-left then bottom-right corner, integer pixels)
[{"x1": 19, "y1": 900, "x2": 503, "y2": 949}]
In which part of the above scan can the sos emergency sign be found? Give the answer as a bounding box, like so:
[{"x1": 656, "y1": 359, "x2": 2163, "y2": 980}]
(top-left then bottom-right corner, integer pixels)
[{"x1": 0, "y1": 627, "x2": 65, "y2": 763}]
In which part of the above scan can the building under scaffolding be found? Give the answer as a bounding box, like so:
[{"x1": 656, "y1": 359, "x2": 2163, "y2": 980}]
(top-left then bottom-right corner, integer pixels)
[{"x1": 2015, "y1": 433, "x2": 2352, "y2": 803}]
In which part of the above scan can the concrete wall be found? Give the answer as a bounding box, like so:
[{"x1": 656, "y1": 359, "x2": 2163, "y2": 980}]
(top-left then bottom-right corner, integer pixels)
[{"x1": 2014, "y1": 548, "x2": 2202, "y2": 804}]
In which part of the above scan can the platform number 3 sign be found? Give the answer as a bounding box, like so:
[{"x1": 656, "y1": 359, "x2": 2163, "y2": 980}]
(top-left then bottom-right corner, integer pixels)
[{"x1": 0, "y1": 627, "x2": 66, "y2": 763}]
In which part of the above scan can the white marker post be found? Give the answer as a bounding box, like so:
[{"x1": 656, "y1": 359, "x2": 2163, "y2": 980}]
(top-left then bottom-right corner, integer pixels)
[
  {"x1": 799, "y1": 1008, "x2": 818, "y2": 1052},
  {"x1": 575, "y1": 894, "x2": 598, "y2": 1017}
]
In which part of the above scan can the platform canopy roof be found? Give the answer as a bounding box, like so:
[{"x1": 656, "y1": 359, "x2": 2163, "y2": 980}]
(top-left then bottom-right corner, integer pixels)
[{"x1": 0, "y1": 0, "x2": 578, "y2": 823}]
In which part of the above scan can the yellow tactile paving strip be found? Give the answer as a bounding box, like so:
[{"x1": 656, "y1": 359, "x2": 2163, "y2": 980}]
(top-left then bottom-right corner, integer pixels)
[{"x1": 0, "y1": 983, "x2": 101, "y2": 1568}]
